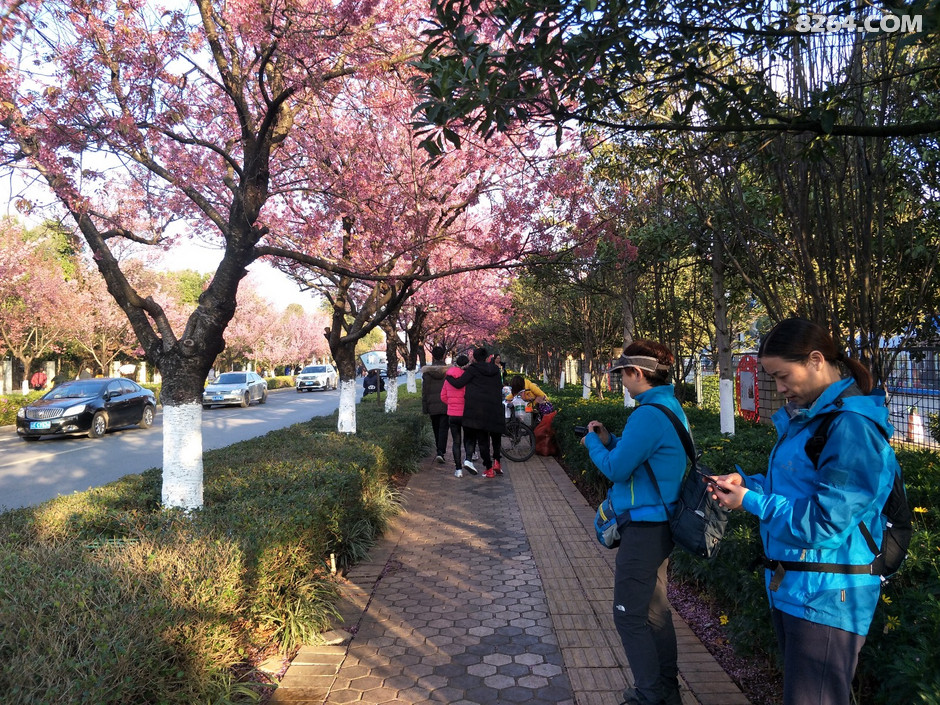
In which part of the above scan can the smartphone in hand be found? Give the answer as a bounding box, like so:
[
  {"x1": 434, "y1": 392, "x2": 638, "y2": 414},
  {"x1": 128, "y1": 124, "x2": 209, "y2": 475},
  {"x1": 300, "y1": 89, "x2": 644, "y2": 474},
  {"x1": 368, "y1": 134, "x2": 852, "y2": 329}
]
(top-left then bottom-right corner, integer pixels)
[{"x1": 696, "y1": 466, "x2": 733, "y2": 493}]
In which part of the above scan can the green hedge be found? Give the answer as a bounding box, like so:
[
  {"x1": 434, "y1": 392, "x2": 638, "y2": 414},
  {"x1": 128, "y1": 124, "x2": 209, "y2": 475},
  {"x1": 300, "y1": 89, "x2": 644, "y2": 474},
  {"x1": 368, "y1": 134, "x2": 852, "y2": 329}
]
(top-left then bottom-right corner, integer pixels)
[
  {"x1": 266, "y1": 375, "x2": 295, "y2": 390},
  {"x1": 0, "y1": 390, "x2": 45, "y2": 426},
  {"x1": 547, "y1": 383, "x2": 940, "y2": 705},
  {"x1": 927, "y1": 412, "x2": 940, "y2": 443},
  {"x1": 0, "y1": 393, "x2": 428, "y2": 704}
]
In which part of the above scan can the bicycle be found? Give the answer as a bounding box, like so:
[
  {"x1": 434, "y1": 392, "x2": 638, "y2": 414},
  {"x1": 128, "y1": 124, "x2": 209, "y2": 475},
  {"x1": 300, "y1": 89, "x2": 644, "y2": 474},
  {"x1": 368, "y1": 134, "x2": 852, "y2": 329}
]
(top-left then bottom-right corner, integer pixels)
[{"x1": 501, "y1": 418, "x2": 536, "y2": 462}]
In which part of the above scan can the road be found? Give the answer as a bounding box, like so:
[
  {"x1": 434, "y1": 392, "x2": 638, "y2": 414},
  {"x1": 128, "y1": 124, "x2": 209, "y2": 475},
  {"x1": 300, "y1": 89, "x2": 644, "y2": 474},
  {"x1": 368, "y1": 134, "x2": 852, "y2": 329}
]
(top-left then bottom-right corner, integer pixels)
[{"x1": 0, "y1": 386, "x2": 358, "y2": 512}]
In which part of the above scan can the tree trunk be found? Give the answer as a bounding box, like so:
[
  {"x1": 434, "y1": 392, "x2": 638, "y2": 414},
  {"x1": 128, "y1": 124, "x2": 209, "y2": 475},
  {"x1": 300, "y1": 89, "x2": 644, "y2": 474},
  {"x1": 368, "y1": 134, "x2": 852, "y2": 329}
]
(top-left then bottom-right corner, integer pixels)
[
  {"x1": 161, "y1": 403, "x2": 204, "y2": 509},
  {"x1": 711, "y1": 237, "x2": 736, "y2": 436},
  {"x1": 404, "y1": 309, "x2": 425, "y2": 394},
  {"x1": 332, "y1": 341, "x2": 358, "y2": 433},
  {"x1": 154, "y1": 352, "x2": 218, "y2": 509},
  {"x1": 381, "y1": 319, "x2": 400, "y2": 413},
  {"x1": 581, "y1": 352, "x2": 592, "y2": 400}
]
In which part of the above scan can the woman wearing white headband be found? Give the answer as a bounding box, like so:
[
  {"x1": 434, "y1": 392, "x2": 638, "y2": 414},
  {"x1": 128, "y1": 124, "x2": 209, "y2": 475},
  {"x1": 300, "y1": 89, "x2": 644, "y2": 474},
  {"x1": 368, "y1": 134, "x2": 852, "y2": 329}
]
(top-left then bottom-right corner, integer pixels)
[{"x1": 582, "y1": 339, "x2": 687, "y2": 705}]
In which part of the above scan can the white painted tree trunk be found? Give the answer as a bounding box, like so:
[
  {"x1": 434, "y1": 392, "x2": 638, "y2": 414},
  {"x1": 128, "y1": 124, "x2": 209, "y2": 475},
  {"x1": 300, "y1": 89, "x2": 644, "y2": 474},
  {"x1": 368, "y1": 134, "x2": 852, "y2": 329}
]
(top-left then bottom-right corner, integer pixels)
[
  {"x1": 406, "y1": 369, "x2": 417, "y2": 393},
  {"x1": 582, "y1": 371, "x2": 591, "y2": 399},
  {"x1": 337, "y1": 379, "x2": 357, "y2": 433},
  {"x1": 161, "y1": 403, "x2": 204, "y2": 510},
  {"x1": 624, "y1": 390, "x2": 636, "y2": 408},
  {"x1": 720, "y1": 378, "x2": 736, "y2": 436},
  {"x1": 384, "y1": 379, "x2": 399, "y2": 413},
  {"x1": 559, "y1": 370, "x2": 565, "y2": 389}
]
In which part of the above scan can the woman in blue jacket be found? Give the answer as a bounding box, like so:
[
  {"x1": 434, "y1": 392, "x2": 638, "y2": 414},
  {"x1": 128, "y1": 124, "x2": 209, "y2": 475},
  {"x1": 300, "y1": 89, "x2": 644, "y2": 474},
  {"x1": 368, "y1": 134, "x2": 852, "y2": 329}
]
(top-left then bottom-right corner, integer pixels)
[
  {"x1": 583, "y1": 340, "x2": 687, "y2": 705},
  {"x1": 712, "y1": 318, "x2": 900, "y2": 705}
]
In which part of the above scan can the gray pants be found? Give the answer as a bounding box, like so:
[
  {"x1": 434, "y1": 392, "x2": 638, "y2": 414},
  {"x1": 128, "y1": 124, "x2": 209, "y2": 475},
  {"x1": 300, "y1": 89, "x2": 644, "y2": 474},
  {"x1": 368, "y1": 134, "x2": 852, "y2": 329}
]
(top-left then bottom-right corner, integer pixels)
[
  {"x1": 613, "y1": 522, "x2": 677, "y2": 705},
  {"x1": 772, "y1": 609, "x2": 866, "y2": 705}
]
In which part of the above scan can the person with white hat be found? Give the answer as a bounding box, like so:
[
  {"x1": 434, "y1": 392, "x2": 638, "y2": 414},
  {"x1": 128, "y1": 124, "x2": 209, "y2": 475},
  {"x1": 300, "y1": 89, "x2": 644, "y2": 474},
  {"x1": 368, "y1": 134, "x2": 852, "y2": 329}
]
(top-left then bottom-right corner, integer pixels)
[{"x1": 582, "y1": 340, "x2": 688, "y2": 705}]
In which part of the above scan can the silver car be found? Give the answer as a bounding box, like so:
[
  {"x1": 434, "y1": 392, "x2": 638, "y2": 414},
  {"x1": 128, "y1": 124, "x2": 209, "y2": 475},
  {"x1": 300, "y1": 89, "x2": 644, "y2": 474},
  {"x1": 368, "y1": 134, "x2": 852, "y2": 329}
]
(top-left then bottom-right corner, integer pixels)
[
  {"x1": 296, "y1": 364, "x2": 338, "y2": 392},
  {"x1": 203, "y1": 371, "x2": 268, "y2": 408}
]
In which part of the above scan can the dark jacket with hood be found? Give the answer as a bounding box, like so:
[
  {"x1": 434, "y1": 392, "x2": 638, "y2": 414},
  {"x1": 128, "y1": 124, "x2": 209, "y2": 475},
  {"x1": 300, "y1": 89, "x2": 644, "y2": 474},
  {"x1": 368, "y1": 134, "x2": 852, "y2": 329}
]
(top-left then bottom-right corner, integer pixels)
[
  {"x1": 421, "y1": 362, "x2": 449, "y2": 416},
  {"x1": 445, "y1": 361, "x2": 506, "y2": 433}
]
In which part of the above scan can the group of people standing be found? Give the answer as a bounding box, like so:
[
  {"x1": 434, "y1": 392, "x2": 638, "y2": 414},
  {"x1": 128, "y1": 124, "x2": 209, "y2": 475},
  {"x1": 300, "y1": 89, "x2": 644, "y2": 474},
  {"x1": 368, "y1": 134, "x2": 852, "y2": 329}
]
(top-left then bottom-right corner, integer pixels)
[
  {"x1": 581, "y1": 320, "x2": 903, "y2": 705},
  {"x1": 422, "y1": 346, "x2": 506, "y2": 479}
]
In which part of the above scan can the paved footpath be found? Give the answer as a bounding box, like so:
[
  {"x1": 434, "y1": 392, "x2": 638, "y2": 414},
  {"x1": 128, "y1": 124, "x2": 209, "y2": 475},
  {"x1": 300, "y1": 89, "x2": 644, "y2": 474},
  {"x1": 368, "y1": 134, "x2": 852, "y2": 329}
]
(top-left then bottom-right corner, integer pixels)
[{"x1": 270, "y1": 452, "x2": 751, "y2": 705}]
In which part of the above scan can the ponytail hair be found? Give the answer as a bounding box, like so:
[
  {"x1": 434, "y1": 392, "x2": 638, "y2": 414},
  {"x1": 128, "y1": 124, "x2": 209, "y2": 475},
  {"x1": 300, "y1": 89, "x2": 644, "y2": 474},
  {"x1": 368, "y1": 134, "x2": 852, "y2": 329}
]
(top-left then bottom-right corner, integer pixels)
[{"x1": 758, "y1": 318, "x2": 873, "y2": 394}]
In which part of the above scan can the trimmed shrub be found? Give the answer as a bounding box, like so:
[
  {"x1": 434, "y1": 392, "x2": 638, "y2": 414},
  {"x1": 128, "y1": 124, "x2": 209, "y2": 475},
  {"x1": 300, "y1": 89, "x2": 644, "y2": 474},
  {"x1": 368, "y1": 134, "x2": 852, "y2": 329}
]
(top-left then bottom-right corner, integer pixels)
[
  {"x1": 0, "y1": 397, "x2": 425, "y2": 704},
  {"x1": 0, "y1": 390, "x2": 46, "y2": 426},
  {"x1": 266, "y1": 375, "x2": 296, "y2": 390}
]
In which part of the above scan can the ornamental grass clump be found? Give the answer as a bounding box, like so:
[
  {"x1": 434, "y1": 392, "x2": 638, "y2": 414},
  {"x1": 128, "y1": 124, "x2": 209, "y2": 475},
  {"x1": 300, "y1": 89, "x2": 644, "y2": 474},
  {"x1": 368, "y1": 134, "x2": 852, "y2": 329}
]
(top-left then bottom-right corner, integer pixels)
[{"x1": 0, "y1": 395, "x2": 424, "y2": 704}]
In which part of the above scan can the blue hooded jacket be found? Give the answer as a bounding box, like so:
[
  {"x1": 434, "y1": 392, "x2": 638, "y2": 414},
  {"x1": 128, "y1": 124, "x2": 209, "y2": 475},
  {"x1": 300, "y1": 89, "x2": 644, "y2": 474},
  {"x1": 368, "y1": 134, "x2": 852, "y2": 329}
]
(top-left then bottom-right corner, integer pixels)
[
  {"x1": 740, "y1": 377, "x2": 899, "y2": 636},
  {"x1": 584, "y1": 384, "x2": 688, "y2": 522}
]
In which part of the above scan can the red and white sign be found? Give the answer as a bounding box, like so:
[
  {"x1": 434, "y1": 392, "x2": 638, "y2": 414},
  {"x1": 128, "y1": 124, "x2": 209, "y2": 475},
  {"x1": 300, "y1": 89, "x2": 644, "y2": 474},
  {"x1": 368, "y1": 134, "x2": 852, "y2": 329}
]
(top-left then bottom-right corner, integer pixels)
[{"x1": 736, "y1": 354, "x2": 760, "y2": 422}]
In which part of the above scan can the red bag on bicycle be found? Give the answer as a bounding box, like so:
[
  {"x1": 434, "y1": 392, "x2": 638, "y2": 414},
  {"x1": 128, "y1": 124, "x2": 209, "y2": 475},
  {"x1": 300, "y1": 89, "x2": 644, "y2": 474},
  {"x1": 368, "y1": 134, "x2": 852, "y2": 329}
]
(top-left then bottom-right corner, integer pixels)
[{"x1": 534, "y1": 411, "x2": 558, "y2": 456}]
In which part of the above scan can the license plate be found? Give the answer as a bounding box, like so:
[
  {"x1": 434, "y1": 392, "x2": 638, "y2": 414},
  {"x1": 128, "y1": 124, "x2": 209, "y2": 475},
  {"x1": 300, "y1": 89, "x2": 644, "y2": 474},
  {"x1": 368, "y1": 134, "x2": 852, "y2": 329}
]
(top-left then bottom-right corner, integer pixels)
[
  {"x1": 213, "y1": 396, "x2": 224, "y2": 401},
  {"x1": 30, "y1": 421, "x2": 52, "y2": 430}
]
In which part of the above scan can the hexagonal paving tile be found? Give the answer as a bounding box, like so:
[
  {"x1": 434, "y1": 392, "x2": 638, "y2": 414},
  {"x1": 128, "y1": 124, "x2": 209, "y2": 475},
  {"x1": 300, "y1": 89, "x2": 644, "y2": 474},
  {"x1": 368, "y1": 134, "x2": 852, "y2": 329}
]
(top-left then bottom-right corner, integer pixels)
[{"x1": 304, "y1": 467, "x2": 579, "y2": 705}]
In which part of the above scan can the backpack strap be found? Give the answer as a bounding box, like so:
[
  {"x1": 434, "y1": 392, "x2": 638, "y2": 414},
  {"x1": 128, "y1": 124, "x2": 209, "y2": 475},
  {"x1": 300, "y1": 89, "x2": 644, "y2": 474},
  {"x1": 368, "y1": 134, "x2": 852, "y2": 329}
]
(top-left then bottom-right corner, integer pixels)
[
  {"x1": 804, "y1": 413, "x2": 837, "y2": 470},
  {"x1": 636, "y1": 403, "x2": 695, "y2": 512},
  {"x1": 645, "y1": 403, "x2": 698, "y2": 465}
]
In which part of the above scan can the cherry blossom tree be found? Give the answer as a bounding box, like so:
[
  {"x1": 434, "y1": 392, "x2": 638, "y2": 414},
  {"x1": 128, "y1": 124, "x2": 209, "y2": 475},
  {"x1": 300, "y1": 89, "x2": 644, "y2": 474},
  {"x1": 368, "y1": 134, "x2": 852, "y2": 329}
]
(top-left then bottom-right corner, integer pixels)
[
  {"x1": 0, "y1": 0, "x2": 423, "y2": 508},
  {"x1": 254, "y1": 303, "x2": 331, "y2": 372},
  {"x1": 261, "y1": 72, "x2": 596, "y2": 428},
  {"x1": 0, "y1": 0, "x2": 603, "y2": 504},
  {"x1": 213, "y1": 282, "x2": 270, "y2": 372},
  {"x1": 0, "y1": 219, "x2": 76, "y2": 390},
  {"x1": 65, "y1": 267, "x2": 139, "y2": 376},
  {"x1": 404, "y1": 267, "x2": 513, "y2": 360}
]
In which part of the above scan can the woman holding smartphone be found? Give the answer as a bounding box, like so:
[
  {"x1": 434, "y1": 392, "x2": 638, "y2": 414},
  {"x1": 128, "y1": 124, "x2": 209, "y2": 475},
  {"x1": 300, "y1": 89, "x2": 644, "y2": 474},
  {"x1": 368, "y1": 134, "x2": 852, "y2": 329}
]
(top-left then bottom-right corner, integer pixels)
[{"x1": 711, "y1": 318, "x2": 901, "y2": 705}]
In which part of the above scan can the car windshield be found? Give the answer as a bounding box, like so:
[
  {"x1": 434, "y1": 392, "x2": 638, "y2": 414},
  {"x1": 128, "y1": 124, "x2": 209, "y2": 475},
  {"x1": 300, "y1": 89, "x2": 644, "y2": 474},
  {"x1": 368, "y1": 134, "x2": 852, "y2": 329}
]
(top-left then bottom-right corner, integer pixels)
[
  {"x1": 303, "y1": 366, "x2": 327, "y2": 374},
  {"x1": 44, "y1": 381, "x2": 107, "y2": 399},
  {"x1": 215, "y1": 373, "x2": 246, "y2": 384}
]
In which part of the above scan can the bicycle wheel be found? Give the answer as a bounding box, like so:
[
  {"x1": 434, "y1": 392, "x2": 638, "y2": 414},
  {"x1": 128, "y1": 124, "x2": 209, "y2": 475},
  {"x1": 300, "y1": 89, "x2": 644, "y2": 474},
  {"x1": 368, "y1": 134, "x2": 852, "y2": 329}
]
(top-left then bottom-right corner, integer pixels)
[{"x1": 501, "y1": 420, "x2": 536, "y2": 462}]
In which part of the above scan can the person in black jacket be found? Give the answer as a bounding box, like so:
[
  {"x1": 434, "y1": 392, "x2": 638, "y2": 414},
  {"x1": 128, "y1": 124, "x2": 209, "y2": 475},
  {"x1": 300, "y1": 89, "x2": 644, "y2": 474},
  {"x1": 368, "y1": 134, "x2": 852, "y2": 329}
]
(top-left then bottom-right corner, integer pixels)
[
  {"x1": 444, "y1": 347, "x2": 506, "y2": 477},
  {"x1": 421, "y1": 346, "x2": 450, "y2": 464},
  {"x1": 362, "y1": 368, "x2": 384, "y2": 396}
]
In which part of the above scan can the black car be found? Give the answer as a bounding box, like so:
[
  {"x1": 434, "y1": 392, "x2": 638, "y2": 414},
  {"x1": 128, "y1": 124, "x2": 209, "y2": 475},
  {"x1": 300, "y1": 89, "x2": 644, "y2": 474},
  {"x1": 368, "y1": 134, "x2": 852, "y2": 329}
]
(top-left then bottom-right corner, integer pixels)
[{"x1": 16, "y1": 378, "x2": 157, "y2": 441}]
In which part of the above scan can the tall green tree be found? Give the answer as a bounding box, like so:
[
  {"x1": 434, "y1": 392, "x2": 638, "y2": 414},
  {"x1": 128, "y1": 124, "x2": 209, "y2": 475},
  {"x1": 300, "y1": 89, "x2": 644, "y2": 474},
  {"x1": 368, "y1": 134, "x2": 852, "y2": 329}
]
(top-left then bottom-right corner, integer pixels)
[{"x1": 414, "y1": 0, "x2": 939, "y2": 153}]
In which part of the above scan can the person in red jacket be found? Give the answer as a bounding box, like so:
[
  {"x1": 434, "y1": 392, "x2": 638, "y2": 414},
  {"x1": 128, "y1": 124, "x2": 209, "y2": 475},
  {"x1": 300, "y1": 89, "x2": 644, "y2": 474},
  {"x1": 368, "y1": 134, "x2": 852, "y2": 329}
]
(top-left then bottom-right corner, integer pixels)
[
  {"x1": 30, "y1": 370, "x2": 47, "y2": 390},
  {"x1": 441, "y1": 354, "x2": 470, "y2": 477},
  {"x1": 445, "y1": 347, "x2": 506, "y2": 479}
]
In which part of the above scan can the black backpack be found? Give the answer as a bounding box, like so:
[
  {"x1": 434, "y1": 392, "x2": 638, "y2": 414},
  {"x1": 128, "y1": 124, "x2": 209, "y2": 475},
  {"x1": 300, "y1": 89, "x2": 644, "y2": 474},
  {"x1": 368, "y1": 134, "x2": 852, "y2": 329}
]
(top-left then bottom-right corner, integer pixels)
[
  {"x1": 764, "y1": 397, "x2": 912, "y2": 585},
  {"x1": 644, "y1": 404, "x2": 730, "y2": 559}
]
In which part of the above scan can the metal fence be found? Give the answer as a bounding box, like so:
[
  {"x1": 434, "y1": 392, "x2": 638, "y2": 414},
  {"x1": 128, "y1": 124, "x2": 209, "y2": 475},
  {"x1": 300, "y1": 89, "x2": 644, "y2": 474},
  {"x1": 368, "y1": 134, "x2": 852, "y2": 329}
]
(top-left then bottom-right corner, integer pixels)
[
  {"x1": 682, "y1": 349, "x2": 940, "y2": 451},
  {"x1": 882, "y1": 348, "x2": 940, "y2": 449}
]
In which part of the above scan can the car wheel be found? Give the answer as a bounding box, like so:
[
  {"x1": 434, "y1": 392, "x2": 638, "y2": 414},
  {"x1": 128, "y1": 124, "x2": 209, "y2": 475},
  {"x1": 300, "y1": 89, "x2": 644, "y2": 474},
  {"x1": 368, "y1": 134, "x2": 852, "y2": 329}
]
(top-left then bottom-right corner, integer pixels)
[
  {"x1": 297, "y1": 388, "x2": 303, "y2": 393},
  {"x1": 240, "y1": 391, "x2": 250, "y2": 408},
  {"x1": 88, "y1": 412, "x2": 107, "y2": 438},
  {"x1": 259, "y1": 389, "x2": 267, "y2": 404},
  {"x1": 139, "y1": 405, "x2": 155, "y2": 429}
]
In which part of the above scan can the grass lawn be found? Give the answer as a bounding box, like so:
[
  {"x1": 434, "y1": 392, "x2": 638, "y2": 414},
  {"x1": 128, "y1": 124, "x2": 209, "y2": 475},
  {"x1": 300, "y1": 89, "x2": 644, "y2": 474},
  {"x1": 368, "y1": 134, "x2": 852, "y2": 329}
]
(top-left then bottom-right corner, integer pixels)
[{"x1": 0, "y1": 393, "x2": 429, "y2": 704}]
